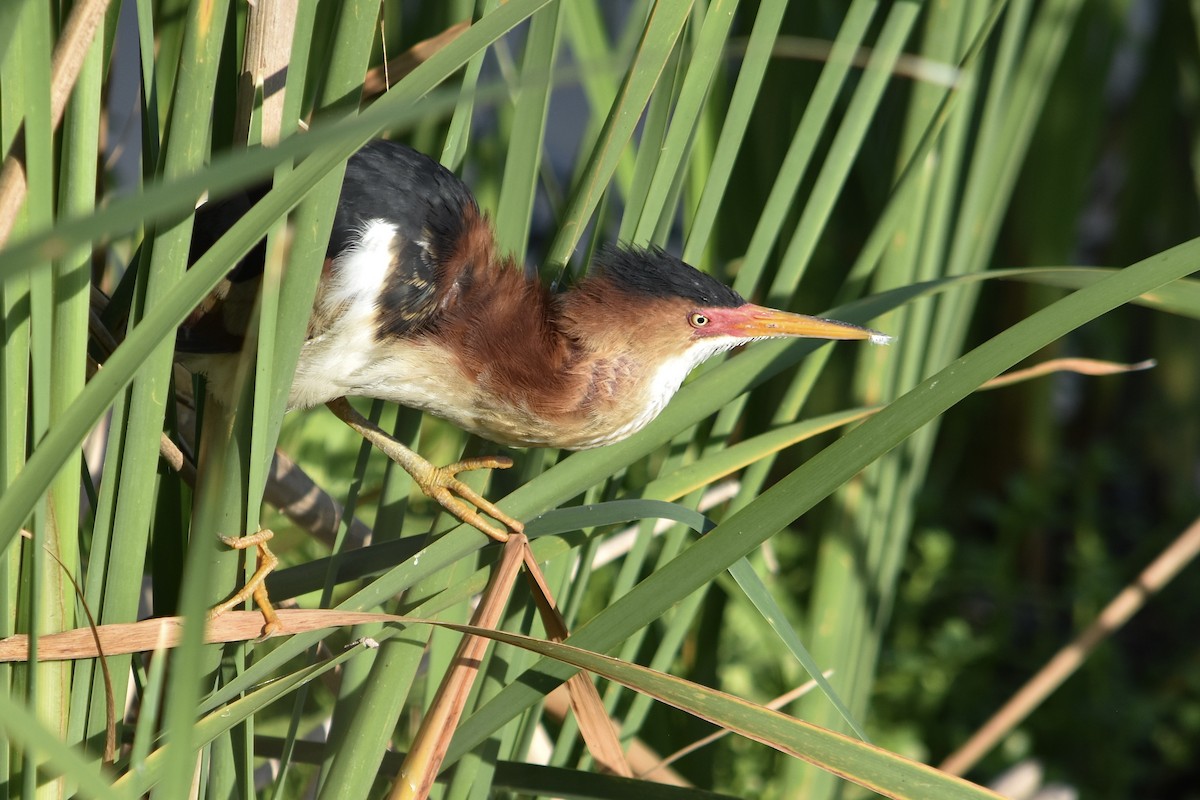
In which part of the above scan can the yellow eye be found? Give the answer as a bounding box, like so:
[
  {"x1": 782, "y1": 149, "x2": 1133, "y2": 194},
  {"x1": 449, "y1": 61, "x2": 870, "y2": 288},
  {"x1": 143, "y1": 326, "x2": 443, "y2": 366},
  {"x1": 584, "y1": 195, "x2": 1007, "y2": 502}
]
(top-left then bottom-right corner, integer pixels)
[{"x1": 689, "y1": 313, "x2": 709, "y2": 328}]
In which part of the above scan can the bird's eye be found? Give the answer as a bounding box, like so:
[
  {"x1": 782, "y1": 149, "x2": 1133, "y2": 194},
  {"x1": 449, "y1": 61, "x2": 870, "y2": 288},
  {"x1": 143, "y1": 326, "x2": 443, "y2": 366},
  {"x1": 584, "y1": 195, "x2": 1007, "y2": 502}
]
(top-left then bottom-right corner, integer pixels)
[{"x1": 689, "y1": 313, "x2": 709, "y2": 328}]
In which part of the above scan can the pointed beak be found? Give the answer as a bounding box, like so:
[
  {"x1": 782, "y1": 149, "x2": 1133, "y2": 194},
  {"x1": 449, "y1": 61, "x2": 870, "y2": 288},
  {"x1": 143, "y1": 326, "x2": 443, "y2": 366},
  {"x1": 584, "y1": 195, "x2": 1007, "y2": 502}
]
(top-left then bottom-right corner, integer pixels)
[{"x1": 711, "y1": 304, "x2": 893, "y2": 345}]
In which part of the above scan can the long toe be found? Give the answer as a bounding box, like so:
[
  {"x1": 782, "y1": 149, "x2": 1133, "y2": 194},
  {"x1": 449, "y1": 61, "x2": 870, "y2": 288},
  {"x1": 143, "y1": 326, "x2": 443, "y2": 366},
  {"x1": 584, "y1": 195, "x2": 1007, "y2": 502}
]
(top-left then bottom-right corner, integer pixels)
[
  {"x1": 209, "y1": 530, "x2": 283, "y2": 637},
  {"x1": 422, "y1": 468, "x2": 522, "y2": 541}
]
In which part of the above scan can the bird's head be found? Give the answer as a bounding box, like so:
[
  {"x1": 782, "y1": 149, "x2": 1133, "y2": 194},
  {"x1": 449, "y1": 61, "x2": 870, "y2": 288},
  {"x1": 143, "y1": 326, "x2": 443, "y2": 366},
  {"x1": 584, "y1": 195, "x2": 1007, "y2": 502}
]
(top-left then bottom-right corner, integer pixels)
[
  {"x1": 568, "y1": 246, "x2": 891, "y2": 370},
  {"x1": 543, "y1": 247, "x2": 892, "y2": 447}
]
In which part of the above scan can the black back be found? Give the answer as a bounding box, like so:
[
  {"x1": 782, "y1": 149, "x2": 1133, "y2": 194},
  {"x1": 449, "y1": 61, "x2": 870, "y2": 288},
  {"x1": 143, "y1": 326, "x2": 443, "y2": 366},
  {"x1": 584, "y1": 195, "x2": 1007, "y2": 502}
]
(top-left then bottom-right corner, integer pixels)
[
  {"x1": 329, "y1": 140, "x2": 477, "y2": 261},
  {"x1": 337, "y1": 141, "x2": 478, "y2": 339},
  {"x1": 181, "y1": 140, "x2": 478, "y2": 351}
]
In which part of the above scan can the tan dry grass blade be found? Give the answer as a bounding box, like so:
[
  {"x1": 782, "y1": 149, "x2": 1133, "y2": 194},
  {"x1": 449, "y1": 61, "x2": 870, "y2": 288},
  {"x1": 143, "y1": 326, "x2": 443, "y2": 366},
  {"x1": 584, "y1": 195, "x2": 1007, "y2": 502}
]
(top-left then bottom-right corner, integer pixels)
[
  {"x1": 0, "y1": 0, "x2": 112, "y2": 244},
  {"x1": 0, "y1": 609, "x2": 407, "y2": 661},
  {"x1": 521, "y1": 546, "x2": 633, "y2": 777},
  {"x1": 940, "y1": 513, "x2": 1200, "y2": 775},
  {"x1": 388, "y1": 534, "x2": 631, "y2": 799},
  {"x1": 541, "y1": 685, "x2": 692, "y2": 786},
  {"x1": 363, "y1": 20, "x2": 471, "y2": 99},
  {"x1": 979, "y1": 357, "x2": 1156, "y2": 390},
  {"x1": 234, "y1": 0, "x2": 298, "y2": 146},
  {"x1": 735, "y1": 35, "x2": 963, "y2": 86},
  {"x1": 390, "y1": 534, "x2": 528, "y2": 800}
]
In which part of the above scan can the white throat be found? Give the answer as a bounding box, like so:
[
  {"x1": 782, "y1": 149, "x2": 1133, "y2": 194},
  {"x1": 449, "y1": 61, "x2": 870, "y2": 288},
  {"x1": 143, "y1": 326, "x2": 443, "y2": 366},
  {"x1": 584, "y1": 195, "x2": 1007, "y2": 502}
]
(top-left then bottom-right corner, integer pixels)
[{"x1": 574, "y1": 335, "x2": 740, "y2": 449}]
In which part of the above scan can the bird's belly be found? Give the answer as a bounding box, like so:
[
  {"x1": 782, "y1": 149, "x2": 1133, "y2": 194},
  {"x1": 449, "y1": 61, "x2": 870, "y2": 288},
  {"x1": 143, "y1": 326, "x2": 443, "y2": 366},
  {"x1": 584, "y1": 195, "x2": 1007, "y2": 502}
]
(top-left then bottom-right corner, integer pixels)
[
  {"x1": 290, "y1": 334, "x2": 479, "y2": 416},
  {"x1": 291, "y1": 350, "x2": 660, "y2": 451},
  {"x1": 189, "y1": 343, "x2": 671, "y2": 449},
  {"x1": 445, "y1": 385, "x2": 671, "y2": 451},
  {"x1": 289, "y1": 335, "x2": 684, "y2": 451}
]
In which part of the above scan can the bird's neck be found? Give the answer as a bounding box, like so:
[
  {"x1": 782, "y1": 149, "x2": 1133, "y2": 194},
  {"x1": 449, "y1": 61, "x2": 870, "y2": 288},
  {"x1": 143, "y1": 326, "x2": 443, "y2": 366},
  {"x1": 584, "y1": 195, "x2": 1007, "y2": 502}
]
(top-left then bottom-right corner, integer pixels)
[{"x1": 434, "y1": 265, "x2": 682, "y2": 449}]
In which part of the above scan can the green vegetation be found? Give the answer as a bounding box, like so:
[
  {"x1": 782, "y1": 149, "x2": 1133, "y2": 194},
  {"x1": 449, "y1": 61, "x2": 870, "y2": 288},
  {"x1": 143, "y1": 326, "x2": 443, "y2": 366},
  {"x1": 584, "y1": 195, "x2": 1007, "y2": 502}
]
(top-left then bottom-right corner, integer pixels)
[{"x1": 1, "y1": 1, "x2": 1197, "y2": 797}]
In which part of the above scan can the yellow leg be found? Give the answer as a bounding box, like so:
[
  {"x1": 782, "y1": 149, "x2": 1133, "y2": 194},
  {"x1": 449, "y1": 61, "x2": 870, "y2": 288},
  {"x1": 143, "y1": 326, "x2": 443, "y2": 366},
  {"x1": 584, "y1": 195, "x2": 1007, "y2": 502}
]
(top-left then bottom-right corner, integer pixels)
[
  {"x1": 209, "y1": 529, "x2": 282, "y2": 637},
  {"x1": 326, "y1": 397, "x2": 523, "y2": 541}
]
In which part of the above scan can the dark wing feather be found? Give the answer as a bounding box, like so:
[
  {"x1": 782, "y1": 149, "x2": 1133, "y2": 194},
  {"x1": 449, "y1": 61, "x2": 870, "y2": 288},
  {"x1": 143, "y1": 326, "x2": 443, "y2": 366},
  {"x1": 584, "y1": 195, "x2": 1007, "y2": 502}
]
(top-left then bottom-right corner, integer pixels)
[
  {"x1": 332, "y1": 140, "x2": 478, "y2": 338},
  {"x1": 179, "y1": 140, "x2": 478, "y2": 353}
]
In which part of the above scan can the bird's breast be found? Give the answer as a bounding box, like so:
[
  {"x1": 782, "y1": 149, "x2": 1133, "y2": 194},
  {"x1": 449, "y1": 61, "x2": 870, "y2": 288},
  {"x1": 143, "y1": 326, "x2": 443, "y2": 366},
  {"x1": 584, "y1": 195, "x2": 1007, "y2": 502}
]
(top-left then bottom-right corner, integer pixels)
[
  {"x1": 556, "y1": 350, "x2": 698, "y2": 448},
  {"x1": 463, "y1": 350, "x2": 698, "y2": 450}
]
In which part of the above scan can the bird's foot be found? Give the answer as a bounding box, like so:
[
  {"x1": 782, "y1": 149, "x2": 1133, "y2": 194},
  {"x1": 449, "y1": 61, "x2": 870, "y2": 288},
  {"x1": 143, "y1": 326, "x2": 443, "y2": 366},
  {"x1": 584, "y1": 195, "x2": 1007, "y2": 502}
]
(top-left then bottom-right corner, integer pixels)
[
  {"x1": 414, "y1": 456, "x2": 524, "y2": 542},
  {"x1": 326, "y1": 397, "x2": 523, "y2": 542},
  {"x1": 209, "y1": 529, "x2": 282, "y2": 638}
]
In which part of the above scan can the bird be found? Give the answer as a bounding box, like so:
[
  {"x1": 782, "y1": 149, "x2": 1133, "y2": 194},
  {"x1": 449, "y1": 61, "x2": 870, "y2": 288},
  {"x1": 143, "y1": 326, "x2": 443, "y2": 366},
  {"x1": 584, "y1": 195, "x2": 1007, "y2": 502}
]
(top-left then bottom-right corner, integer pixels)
[{"x1": 183, "y1": 139, "x2": 891, "y2": 632}]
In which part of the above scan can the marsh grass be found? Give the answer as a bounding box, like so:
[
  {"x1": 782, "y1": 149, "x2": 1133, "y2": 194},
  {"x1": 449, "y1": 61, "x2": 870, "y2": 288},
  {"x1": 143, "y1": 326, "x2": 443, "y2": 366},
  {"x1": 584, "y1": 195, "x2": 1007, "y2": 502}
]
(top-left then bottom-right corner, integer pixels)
[{"x1": 1, "y1": 1, "x2": 1198, "y2": 797}]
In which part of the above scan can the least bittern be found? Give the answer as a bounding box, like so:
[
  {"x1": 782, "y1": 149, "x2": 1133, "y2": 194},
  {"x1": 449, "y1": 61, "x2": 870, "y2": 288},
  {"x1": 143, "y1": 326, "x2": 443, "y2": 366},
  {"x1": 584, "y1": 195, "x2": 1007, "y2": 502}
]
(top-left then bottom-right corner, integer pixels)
[{"x1": 184, "y1": 140, "x2": 890, "y2": 632}]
